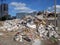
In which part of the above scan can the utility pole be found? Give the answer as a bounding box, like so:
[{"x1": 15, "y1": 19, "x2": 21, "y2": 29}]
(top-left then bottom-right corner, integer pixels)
[
  {"x1": 46, "y1": 10, "x2": 48, "y2": 25},
  {"x1": 54, "y1": 0, "x2": 57, "y2": 29}
]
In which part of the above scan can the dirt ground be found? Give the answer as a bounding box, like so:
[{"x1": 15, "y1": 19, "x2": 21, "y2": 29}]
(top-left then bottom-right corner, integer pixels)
[
  {"x1": 0, "y1": 31, "x2": 60, "y2": 45},
  {"x1": 0, "y1": 31, "x2": 32, "y2": 45}
]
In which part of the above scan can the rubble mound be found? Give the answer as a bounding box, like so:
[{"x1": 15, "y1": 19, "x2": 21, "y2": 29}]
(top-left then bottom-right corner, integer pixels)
[{"x1": 0, "y1": 15, "x2": 59, "y2": 45}]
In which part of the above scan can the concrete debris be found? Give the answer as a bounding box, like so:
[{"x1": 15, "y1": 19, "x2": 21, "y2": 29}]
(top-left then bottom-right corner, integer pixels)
[
  {"x1": 13, "y1": 32, "x2": 23, "y2": 42},
  {"x1": 0, "y1": 16, "x2": 59, "y2": 43},
  {"x1": 26, "y1": 21, "x2": 36, "y2": 29}
]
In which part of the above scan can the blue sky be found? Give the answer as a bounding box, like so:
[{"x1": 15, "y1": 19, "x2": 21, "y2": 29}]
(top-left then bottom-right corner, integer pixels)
[{"x1": 0, "y1": 0, "x2": 60, "y2": 16}]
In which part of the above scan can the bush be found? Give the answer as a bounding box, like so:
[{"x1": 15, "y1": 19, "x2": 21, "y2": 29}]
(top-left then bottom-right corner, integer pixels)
[{"x1": 0, "y1": 15, "x2": 11, "y2": 21}]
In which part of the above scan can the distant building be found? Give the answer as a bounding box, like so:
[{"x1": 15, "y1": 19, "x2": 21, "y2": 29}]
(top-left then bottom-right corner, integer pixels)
[
  {"x1": 0, "y1": 3, "x2": 8, "y2": 18},
  {"x1": 16, "y1": 13, "x2": 26, "y2": 19},
  {"x1": 16, "y1": 12, "x2": 37, "y2": 19}
]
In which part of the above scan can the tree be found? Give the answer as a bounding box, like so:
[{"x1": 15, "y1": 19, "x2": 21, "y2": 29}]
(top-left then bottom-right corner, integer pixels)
[{"x1": 0, "y1": 15, "x2": 11, "y2": 21}]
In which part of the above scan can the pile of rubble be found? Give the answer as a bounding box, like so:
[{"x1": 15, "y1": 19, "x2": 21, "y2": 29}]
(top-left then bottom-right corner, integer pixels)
[
  {"x1": 0, "y1": 19, "x2": 26, "y2": 32},
  {"x1": 0, "y1": 15, "x2": 60, "y2": 45}
]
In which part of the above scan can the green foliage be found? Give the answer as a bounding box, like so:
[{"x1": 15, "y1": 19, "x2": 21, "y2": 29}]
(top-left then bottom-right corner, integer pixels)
[
  {"x1": 0, "y1": 15, "x2": 11, "y2": 21},
  {"x1": 50, "y1": 36, "x2": 58, "y2": 43}
]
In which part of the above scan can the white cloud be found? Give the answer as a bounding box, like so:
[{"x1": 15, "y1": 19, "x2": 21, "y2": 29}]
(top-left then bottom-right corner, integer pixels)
[
  {"x1": 54, "y1": 5, "x2": 60, "y2": 9},
  {"x1": 47, "y1": 5, "x2": 60, "y2": 13},
  {"x1": 10, "y1": 2, "x2": 36, "y2": 13},
  {"x1": 48, "y1": 7, "x2": 51, "y2": 10},
  {"x1": 10, "y1": 2, "x2": 26, "y2": 7}
]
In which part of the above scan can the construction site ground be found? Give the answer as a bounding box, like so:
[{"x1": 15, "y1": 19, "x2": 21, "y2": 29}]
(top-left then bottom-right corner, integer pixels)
[
  {"x1": 0, "y1": 31, "x2": 32, "y2": 45},
  {"x1": 0, "y1": 31, "x2": 60, "y2": 45}
]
